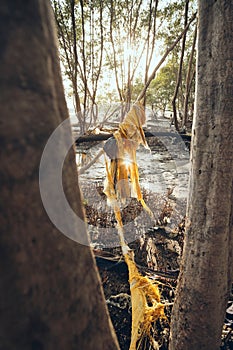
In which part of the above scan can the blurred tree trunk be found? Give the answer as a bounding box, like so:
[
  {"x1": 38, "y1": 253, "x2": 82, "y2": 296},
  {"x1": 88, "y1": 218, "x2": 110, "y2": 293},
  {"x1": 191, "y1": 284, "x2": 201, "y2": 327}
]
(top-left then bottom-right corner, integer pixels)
[
  {"x1": 0, "y1": 1, "x2": 119, "y2": 350},
  {"x1": 169, "y1": 1, "x2": 233, "y2": 349}
]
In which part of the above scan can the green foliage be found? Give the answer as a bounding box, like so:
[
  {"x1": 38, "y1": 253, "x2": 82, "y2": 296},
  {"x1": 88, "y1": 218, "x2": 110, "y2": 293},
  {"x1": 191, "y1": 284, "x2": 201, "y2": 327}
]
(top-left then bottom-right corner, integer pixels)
[{"x1": 148, "y1": 59, "x2": 178, "y2": 113}]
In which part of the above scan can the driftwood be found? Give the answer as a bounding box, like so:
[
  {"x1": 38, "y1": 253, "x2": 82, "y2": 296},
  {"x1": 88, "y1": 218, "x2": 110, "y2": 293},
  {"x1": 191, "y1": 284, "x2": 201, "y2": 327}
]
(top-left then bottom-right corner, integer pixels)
[{"x1": 75, "y1": 130, "x2": 191, "y2": 145}]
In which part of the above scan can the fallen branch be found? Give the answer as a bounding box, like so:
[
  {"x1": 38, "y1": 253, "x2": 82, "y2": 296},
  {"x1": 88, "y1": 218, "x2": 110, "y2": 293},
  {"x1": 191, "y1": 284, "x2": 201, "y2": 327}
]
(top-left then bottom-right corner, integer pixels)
[
  {"x1": 75, "y1": 130, "x2": 191, "y2": 145},
  {"x1": 75, "y1": 132, "x2": 113, "y2": 144}
]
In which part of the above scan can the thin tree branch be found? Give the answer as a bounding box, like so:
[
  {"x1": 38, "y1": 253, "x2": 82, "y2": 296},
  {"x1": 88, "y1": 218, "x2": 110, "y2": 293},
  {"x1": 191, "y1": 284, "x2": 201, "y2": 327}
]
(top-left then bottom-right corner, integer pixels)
[
  {"x1": 136, "y1": 11, "x2": 197, "y2": 102},
  {"x1": 78, "y1": 149, "x2": 105, "y2": 175},
  {"x1": 182, "y1": 23, "x2": 197, "y2": 127}
]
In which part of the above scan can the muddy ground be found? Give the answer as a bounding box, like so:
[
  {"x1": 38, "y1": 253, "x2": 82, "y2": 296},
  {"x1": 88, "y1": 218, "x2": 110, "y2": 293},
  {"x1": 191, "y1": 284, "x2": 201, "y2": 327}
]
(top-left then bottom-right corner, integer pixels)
[
  {"x1": 80, "y1": 182, "x2": 233, "y2": 350},
  {"x1": 77, "y1": 132, "x2": 233, "y2": 350}
]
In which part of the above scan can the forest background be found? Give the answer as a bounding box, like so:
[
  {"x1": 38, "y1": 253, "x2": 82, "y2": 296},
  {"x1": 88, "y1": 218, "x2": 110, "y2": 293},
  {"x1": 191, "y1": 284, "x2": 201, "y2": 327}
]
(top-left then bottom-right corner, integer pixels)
[{"x1": 52, "y1": 0, "x2": 197, "y2": 133}]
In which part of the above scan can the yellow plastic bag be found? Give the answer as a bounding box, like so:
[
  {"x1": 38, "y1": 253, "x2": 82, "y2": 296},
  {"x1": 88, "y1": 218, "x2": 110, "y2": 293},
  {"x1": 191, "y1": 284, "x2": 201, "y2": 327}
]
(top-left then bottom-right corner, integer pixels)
[{"x1": 103, "y1": 102, "x2": 165, "y2": 350}]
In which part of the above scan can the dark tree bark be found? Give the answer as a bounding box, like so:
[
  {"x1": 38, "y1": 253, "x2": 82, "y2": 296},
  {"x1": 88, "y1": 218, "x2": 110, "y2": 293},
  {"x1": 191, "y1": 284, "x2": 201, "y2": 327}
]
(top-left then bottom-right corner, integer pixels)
[
  {"x1": 0, "y1": 1, "x2": 119, "y2": 350},
  {"x1": 169, "y1": 1, "x2": 233, "y2": 349}
]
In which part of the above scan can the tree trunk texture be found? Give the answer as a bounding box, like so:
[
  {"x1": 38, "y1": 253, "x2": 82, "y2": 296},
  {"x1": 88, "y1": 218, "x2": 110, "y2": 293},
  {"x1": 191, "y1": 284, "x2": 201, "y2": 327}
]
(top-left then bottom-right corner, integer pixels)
[
  {"x1": 0, "y1": 2, "x2": 119, "y2": 350},
  {"x1": 169, "y1": 1, "x2": 233, "y2": 350}
]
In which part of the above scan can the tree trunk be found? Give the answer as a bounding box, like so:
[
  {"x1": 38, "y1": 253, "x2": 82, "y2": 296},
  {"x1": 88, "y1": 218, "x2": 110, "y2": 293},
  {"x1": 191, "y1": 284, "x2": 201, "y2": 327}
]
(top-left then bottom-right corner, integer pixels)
[
  {"x1": 0, "y1": 2, "x2": 119, "y2": 350},
  {"x1": 171, "y1": 0, "x2": 189, "y2": 132},
  {"x1": 182, "y1": 23, "x2": 197, "y2": 129},
  {"x1": 169, "y1": 1, "x2": 233, "y2": 350}
]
